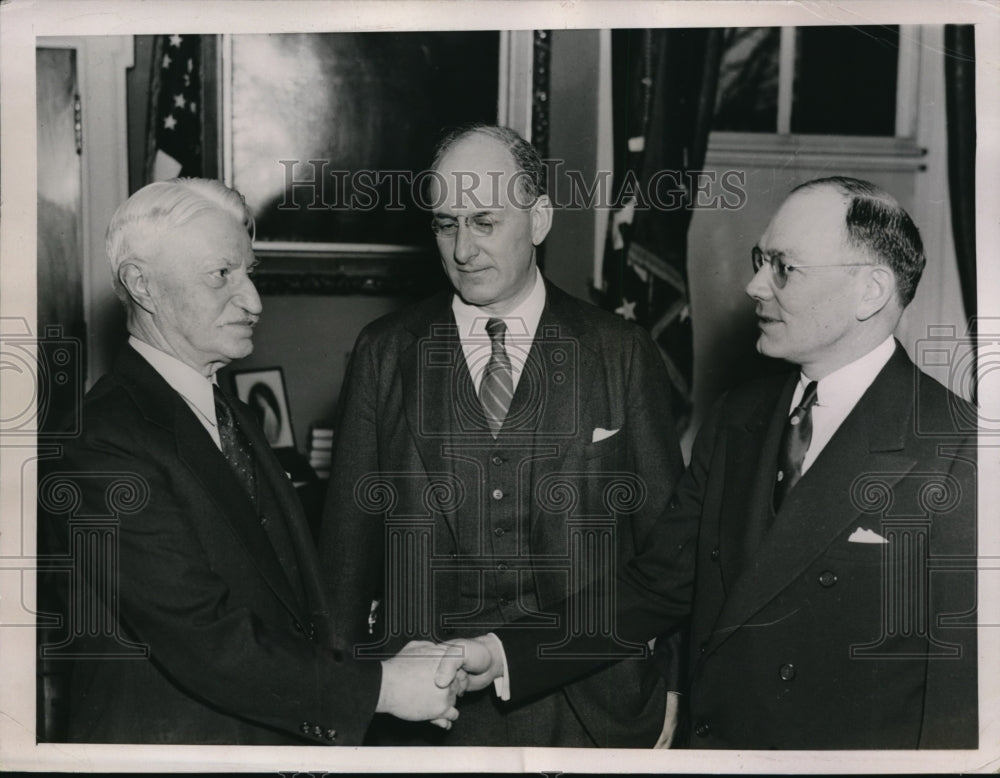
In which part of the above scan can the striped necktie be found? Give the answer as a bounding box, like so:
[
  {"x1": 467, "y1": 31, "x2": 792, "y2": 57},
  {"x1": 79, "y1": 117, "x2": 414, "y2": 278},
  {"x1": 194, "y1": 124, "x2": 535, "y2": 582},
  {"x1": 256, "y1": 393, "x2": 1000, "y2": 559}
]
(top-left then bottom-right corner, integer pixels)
[
  {"x1": 480, "y1": 317, "x2": 514, "y2": 438},
  {"x1": 213, "y1": 385, "x2": 257, "y2": 502},
  {"x1": 773, "y1": 380, "x2": 819, "y2": 512}
]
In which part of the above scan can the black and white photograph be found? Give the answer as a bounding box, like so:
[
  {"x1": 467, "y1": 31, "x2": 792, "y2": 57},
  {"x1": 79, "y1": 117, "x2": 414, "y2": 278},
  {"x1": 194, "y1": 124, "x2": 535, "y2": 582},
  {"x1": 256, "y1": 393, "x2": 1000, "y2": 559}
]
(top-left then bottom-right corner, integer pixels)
[{"x1": 2, "y1": 0, "x2": 998, "y2": 773}]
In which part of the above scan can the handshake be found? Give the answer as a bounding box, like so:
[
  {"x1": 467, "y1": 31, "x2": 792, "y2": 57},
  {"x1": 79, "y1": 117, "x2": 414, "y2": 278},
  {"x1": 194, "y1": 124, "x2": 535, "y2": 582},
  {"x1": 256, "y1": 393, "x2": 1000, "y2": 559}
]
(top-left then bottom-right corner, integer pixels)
[{"x1": 376, "y1": 636, "x2": 505, "y2": 729}]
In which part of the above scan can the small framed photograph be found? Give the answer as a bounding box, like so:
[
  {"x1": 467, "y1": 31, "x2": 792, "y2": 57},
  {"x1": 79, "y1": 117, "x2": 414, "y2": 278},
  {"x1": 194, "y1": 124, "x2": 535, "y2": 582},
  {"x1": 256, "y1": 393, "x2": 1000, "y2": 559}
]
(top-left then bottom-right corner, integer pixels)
[{"x1": 230, "y1": 367, "x2": 295, "y2": 450}]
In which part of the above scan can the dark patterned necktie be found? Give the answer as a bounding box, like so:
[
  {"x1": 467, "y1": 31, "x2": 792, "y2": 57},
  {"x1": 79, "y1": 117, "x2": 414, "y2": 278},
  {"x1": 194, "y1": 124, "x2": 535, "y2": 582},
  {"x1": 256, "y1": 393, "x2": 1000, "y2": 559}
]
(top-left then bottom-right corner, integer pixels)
[
  {"x1": 480, "y1": 318, "x2": 514, "y2": 438},
  {"x1": 773, "y1": 380, "x2": 819, "y2": 512},
  {"x1": 213, "y1": 385, "x2": 257, "y2": 502}
]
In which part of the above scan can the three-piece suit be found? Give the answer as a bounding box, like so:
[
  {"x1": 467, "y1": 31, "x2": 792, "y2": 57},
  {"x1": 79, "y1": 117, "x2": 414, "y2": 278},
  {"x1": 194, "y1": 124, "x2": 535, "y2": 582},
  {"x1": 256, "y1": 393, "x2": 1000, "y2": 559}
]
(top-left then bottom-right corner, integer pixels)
[{"x1": 320, "y1": 280, "x2": 685, "y2": 746}]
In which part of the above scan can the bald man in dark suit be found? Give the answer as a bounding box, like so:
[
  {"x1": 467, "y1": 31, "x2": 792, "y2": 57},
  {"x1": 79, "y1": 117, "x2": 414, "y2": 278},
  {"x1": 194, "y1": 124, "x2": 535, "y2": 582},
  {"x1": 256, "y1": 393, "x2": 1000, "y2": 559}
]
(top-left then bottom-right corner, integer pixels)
[{"x1": 439, "y1": 177, "x2": 977, "y2": 749}]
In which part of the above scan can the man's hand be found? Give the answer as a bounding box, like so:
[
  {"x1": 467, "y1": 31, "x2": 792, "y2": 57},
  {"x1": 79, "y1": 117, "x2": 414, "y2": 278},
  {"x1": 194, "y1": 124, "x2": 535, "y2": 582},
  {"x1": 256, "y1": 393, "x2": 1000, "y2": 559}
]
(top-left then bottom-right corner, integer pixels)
[
  {"x1": 434, "y1": 636, "x2": 504, "y2": 693},
  {"x1": 377, "y1": 641, "x2": 468, "y2": 729}
]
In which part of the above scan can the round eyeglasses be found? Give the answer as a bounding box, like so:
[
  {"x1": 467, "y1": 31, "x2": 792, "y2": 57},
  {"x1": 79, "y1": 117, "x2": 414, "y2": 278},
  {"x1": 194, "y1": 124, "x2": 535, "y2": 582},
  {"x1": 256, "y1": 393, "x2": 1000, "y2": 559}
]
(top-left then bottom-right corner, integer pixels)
[
  {"x1": 431, "y1": 213, "x2": 496, "y2": 239},
  {"x1": 751, "y1": 247, "x2": 870, "y2": 289}
]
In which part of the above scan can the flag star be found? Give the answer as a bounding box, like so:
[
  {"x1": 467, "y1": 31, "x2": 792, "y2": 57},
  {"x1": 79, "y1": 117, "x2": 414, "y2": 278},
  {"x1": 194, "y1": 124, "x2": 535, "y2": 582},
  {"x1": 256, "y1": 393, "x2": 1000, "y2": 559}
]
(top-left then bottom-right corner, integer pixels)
[
  {"x1": 163, "y1": 114, "x2": 178, "y2": 130},
  {"x1": 169, "y1": 34, "x2": 183, "y2": 48},
  {"x1": 162, "y1": 53, "x2": 172, "y2": 69},
  {"x1": 173, "y1": 93, "x2": 186, "y2": 109},
  {"x1": 615, "y1": 299, "x2": 637, "y2": 321}
]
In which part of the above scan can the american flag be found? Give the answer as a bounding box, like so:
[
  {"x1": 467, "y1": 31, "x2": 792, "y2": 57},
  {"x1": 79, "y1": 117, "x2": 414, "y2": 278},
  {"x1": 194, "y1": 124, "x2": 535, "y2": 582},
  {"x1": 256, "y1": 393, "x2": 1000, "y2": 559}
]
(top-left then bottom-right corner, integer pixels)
[
  {"x1": 146, "y1": 34, "x2": 202, "y2": 182},
  {"x1": 601, "y1": 28, "x2": 722, "y2": 433}
]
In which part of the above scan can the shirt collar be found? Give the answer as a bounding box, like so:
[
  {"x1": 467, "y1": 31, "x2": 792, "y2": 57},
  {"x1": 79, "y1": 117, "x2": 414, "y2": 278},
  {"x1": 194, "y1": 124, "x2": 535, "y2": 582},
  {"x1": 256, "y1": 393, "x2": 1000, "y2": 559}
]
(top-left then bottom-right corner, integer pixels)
[
  {"x1": 451, "y1": 267, "x2": 546, "y2": 341},
  {"x1": 798, "y1": 335, "x2": 896, "y2": 409},
  {"x1": 129, "y1": 335, "x2": 218, "y2": 427}
]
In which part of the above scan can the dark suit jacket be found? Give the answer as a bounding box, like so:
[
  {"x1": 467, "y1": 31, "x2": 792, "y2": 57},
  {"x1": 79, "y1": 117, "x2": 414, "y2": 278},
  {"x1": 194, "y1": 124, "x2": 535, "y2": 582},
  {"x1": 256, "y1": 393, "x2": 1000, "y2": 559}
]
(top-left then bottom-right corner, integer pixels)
[
  {"x1": 320, "y1": 280, "x2": 684, "y2": 746},
  {"x1": 502, "y1": 343, "x2": 977, "y2": 749},
  {"x1": 40, "y1": 345, "x2": 381, "y2": 745}
]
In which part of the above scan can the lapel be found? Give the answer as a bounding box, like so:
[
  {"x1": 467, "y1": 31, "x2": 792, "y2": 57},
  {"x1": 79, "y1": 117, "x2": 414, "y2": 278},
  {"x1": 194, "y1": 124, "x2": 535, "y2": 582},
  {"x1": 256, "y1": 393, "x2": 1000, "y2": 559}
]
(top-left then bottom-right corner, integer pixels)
[
  {"x1": 514, "y1": 282, "x2": 596, "y2": 441},
  {"x1": 708, "y1": 344, "x2": 919, "y2": 652},
  {"x1": 114, "y1": 346, "x2": 308, "y2": 621},
  {"x1": 230, "y1": 393, "x2": 317, "y2": 606},
  {"x1": 399, "y1": 293, "x2": 467, "y2": 539},
  {"x1": 717, "y1": 374, "x2": 794, "y2": 589},
  {"x1": 524, "y1": 283, "x2": 599, "y2": 542}
]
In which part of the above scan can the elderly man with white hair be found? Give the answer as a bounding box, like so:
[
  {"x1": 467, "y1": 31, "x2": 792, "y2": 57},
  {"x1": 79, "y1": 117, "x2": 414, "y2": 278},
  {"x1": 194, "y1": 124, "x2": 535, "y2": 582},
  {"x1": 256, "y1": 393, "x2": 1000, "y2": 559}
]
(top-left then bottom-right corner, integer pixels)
[{"x1": 40, "y1": 178, "x2": 465, "y2": 745}]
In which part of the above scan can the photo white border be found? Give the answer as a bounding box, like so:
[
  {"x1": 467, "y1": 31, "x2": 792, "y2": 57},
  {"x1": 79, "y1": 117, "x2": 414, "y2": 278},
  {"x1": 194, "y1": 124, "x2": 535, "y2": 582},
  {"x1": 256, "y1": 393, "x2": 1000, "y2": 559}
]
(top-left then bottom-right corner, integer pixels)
[{"x1": 3, "y1": 0, "x2": 998, "y2": 773}]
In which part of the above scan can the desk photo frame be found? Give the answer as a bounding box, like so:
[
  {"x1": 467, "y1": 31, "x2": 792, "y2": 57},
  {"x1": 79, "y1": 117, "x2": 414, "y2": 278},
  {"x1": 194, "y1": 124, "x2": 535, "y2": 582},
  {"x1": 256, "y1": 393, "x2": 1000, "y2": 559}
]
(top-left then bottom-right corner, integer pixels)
[{"x1": 230, "y1": 366, "x2": 296, "y2": 450}]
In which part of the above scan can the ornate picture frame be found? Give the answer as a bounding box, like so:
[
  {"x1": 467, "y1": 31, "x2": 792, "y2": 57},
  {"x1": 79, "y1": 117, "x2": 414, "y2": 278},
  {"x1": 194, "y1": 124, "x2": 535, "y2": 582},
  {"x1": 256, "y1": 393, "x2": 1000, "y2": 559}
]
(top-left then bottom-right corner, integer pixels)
[{"x1": 219, "y1": 30, "x2": 551, "y2": 295}]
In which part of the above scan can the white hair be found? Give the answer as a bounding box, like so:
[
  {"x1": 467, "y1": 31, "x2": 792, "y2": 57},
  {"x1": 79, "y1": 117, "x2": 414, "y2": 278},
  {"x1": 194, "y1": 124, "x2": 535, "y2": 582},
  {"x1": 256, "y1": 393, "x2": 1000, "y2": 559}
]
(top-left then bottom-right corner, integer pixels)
[{"x1": 105, "y1": 178, "x2": 255, "y2": 302}]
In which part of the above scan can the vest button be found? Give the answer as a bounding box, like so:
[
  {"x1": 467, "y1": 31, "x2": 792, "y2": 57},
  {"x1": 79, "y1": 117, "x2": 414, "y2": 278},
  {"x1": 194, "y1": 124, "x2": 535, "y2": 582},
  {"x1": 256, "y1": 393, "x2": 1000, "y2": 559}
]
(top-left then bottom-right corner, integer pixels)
[
  {"x1": 491, "y1": 455, "x2": 504, "y2": 465},
  {"x1": 694, "y1": 722, "x2": 711, "y2": 737},
  {"x1": 818, "y1": 570, "x2": 838, "y2": 587},
  {"x1": 494, "y1": 527, "x2": 506, "y2": 537},
  {"x1": 492, "y1": 488, "x2": 504, "y2": 500},
  {"x1": 779, "y1": 663, "x2": 797, "y2": 681},
  {"x1": 499, "y1": 596, "x2": 510, "y2": 606},
  {"x1": 497, "y1": 562, "x2": 508, "y2": 571},
  {"x1": 710, "y1": 547, "x2": 720, "y2": 561}
]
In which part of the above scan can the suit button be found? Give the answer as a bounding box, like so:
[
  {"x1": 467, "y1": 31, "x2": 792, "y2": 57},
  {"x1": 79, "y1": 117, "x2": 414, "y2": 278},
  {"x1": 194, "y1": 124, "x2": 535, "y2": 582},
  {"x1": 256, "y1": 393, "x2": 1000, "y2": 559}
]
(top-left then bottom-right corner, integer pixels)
[
  {"x1": 779, "y1": 663, "x2": 796, "y2": 681},
  {"x1": 492, "y1": 488, "x2": 504, "y2": 500},
  {"x1": 312, "y1": 724, "x2": 323, "y2": 737},
  {"x1": 497, "y1": 562, "x2": 508, "y2": 571},
  {"x1": 494, "y1": 527, "x2": 506, "y2": 537},
  {"x1": 818, "y1": 571, "x2": 838, "y2": 587},
  {"x1": 325, "y1": 728, "x2": 337, "y2": 741},
  {"x1": 491, "y1": 455, "x2": 504, "y2": 465},
  {"x1": 300, "y1": 722, "x2": 311, "y2": 735},
  {"x1": 694, "y1": 722, "x2": 711, "y2": 737},
  {"x1": 260, "y1": 515, "x2": 269, "y2": 526},
  {"x1": 710, "y1": 547, "x2": 720, "y2": 561}
]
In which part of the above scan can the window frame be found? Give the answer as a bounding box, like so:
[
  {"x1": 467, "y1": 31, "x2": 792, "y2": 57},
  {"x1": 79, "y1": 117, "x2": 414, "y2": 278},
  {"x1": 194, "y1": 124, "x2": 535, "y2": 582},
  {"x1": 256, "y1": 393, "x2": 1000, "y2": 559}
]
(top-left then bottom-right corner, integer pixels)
[{"x1": 708, "y1": 24, "x2": 924, "y2": 169}]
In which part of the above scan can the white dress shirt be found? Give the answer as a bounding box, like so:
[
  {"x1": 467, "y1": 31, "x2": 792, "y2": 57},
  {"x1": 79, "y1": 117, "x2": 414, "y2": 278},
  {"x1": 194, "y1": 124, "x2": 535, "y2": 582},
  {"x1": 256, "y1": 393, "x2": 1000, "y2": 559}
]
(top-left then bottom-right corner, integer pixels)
[
  {"x1": 129, "y1": 335, "x2": 222, "y2": 450},
  {"x1": 792, "y1": 335, "x2": 896, "y2": 473},
  {"x1": 451, "y1": 267, "x2": 546, "y2": 394}
]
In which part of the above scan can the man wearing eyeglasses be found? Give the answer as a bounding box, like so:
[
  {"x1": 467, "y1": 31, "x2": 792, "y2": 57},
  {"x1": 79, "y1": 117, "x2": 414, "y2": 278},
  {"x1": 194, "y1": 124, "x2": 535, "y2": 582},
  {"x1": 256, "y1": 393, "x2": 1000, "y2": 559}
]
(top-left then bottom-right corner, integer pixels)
[
  {"x1": 437, "y1": 176, "x2": 978, "y2": 749},
  {"x1": 320, "y1": 124, "x2": 685, "y2": 746}
]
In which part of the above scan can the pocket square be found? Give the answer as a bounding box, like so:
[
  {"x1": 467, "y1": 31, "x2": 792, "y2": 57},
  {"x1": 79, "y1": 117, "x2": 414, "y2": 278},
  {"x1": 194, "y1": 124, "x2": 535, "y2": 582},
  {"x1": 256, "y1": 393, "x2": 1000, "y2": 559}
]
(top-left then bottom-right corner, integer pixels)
[
  {"x1": 592, "y1": 427, "x2": 620, "y2": 443},
  {"x1": 848, "y1": 527, "x2": 889, "y2": 544}
]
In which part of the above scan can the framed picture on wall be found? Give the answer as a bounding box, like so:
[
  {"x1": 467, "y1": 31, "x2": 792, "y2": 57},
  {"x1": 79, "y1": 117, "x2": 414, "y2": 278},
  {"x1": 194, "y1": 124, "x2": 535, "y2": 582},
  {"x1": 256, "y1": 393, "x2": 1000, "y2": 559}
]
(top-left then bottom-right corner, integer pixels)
[
  {"x1": 218, "y1": 30, "x2": 547, "y2": 294},
  {"x1": 231, "y1": 366, "x2": 296, "y2": 450}
]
